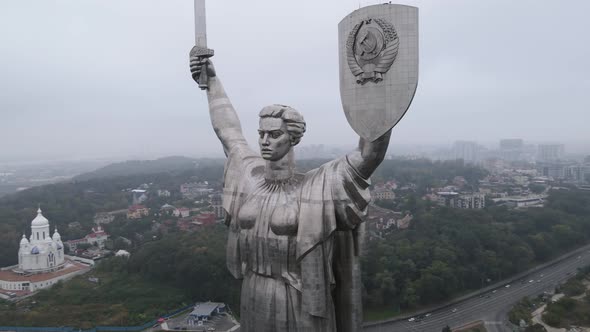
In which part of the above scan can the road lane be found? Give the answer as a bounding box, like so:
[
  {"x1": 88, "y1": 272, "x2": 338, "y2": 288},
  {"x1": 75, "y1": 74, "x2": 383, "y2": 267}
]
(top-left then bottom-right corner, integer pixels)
[{"x1": 365, "y1": 250, "x2": 590, "y2": 332}]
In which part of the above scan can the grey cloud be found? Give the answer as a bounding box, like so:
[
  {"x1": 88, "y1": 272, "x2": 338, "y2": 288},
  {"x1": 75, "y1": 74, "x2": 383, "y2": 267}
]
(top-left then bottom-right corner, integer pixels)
[{"x1": 1, "y1": 0, "x2": 589, "y2": 162}]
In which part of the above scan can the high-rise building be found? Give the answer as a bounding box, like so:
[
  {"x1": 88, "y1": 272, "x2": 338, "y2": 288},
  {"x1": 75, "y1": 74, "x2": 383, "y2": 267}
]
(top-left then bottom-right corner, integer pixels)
[
  {"x1": 537, "y1": 144, "x2": 565, "y2": 162},
  {"x1": 499, "y1": 139, "x2": 524, "y2": 161},
  {"x1": 500, "y1": 139, "x2": 524, "y2": 150},
  {"x1": 565, "y1": 165, "x2": 589, "y2": 183},
  {"x1": 211, "y1": 194, "x2": 226, "y2": 220},
  {"x1": 452, "y1": 141, "x2": 481, "y2": 164}
]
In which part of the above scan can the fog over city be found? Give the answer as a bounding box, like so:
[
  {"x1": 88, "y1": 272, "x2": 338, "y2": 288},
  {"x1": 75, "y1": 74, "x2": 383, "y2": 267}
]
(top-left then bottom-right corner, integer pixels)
[{"x1": 1, "y1": 0, "x2": 589, "y2": 162}]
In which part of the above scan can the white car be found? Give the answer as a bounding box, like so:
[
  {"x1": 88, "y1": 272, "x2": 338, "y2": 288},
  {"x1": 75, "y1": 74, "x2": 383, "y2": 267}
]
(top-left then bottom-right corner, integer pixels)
[
  {"x1": 451, "y1": 308, "x2": 458, "y2": 313},
  {"x1": 408, "y1": 317, "x2": 415, "y2": 322},
  {"x1": 505, "y1": 284, "x2": 511, "y2": 288}
]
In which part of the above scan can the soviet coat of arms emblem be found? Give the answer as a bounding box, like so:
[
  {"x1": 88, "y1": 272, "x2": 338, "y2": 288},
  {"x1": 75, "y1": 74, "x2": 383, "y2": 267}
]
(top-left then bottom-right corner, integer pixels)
[
  {"x1": 339, "y1": 4, "x2": 419, "y2": 142},
  {"x1": 347, "y1": 18, "x2": 399, "y2": 85}
]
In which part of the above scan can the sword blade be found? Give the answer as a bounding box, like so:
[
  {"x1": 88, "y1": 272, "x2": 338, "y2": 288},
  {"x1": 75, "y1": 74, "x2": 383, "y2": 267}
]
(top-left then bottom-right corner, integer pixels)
[{"x1": 194, "y1": 0, "x2": 207, "y2": 47}]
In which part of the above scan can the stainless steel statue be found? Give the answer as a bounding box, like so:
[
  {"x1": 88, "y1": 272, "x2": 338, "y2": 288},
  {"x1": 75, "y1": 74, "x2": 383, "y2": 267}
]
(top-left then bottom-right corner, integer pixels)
[{"x1": 189, "y1": 2, "x2": 418, "y2": 331}]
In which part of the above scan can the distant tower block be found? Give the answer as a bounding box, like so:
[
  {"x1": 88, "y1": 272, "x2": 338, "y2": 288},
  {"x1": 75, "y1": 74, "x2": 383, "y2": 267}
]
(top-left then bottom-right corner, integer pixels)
[{"x1": 211, "y1": 194, "x2": 225, "y2": 220}]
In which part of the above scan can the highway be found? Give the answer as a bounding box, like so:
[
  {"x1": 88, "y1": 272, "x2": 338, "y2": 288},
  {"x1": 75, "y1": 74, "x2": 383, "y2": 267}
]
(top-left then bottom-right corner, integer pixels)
[{"x1": 364, "y1": 248, "x2": 590, "y2": 332}]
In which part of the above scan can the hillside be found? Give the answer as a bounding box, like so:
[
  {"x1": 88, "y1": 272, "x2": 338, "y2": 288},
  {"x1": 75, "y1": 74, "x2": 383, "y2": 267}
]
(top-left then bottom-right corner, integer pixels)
[
  {"x1": 73, "y1": 156, "x2": 223, "y2": 181},
  {"x1": 1, "y1": 157, "x2": 590, "y2": 327}
]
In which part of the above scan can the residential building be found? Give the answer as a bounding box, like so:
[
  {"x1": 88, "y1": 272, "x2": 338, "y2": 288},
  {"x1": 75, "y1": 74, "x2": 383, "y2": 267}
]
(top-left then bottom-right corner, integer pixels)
[
  {"x1": 180, "y1": 182, "x2": 213, "y2": 199},
  {"x1": 452, "y1": 141, "x2": 482, "y2": 164},
  {"x1": 65, "y1": 226, "x2": 110, "y2": 251},
  {"x1": 94, "y1": 212, "x2": 115, "y2": 225},
  {"x1": 366, "y1": 204, "x2": 412, "y2": 237},
  {"x1": 537, "y1": 144, "x2": 565, "y2": 162},
  {"x1": 457, "y1": 194, "x2": 486, "y2": 209},
  {"x1": 173, "y1": 207, "x2": 191, "y2": 218},
  {"x1": 210, "y1": 194, "x2": 226, "y2": 220},
  {"x1": 85, "y1": 226, "x2": 109, "y2": 249},
  {"x1": 499, "y1": 139, "x2": 524, "y2": 161},
  {"x1": 157, "y1": 189, "x2": 171, "y2": 197},
  {"x1": 565, "y1": 165, "x2": 588, "y2": 183},
  {"x1": 372, "y1": 187, "x2": 395, "y2": 200},
  {"x1": 437, "y1": 192, "x2": 486, "y2": 209},
  {"x1": 127, "y1": 205, "x2": 149, "y2": 220},
  {"x1": 536, "y1": 162, "x2": 572, "y2": 180}
]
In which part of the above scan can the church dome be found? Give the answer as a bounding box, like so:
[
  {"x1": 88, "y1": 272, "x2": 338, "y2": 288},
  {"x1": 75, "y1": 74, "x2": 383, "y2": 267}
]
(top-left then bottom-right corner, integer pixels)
[
  {"x1": 52, "y1": 228, "x2": 61, "y2": 241},
  {"x1": 20, "y1": 234, "x2": 29, "y2": 246},
  {"x1": 31, "y1": 208, "x2": 49, "y2": 227}
]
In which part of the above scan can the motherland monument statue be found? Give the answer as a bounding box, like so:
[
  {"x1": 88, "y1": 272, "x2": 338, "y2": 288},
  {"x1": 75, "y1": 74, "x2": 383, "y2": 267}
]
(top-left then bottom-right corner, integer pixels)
[{"x1": 189, "y1": 2, "x2": 418, "y2": 331}]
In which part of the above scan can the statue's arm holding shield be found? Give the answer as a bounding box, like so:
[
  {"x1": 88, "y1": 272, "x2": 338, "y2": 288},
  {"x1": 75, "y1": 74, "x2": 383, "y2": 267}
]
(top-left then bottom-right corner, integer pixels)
[{"x1": 347, "y1": 130, "x2": 392, "y2": 180}]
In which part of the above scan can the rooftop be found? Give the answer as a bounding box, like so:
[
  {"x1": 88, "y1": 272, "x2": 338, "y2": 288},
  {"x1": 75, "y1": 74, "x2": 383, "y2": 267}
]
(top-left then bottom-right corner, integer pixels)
[
  {"x1": 0, "y1": 260, "x2": 89, "y2": 282},
  {"x1": 189, "y1": 301, "x2": 226, "y2": 317}
]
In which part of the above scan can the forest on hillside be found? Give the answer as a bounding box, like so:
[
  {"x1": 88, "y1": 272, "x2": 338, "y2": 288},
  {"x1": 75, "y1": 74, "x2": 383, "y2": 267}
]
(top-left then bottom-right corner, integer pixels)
[
  {"x1": 362, "y1": 189, "x2": 590, "y2": 314},
  {"x1": 1, "y1": 157, "x2": 590, "y2": 326}
]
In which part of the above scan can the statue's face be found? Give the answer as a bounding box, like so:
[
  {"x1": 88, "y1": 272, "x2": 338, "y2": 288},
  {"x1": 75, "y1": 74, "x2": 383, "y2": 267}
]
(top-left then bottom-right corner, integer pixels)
[{"x1": 258, "y1": 117, "x2": 291, "y2": 161}]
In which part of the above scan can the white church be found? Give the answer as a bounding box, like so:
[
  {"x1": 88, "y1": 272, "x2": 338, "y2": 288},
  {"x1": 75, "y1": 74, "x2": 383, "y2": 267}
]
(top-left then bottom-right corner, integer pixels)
[
  {"x1": 0, "y1": 207, "x2": 91, "y2": 297},
  {"x1": 17, "y1": 207, "x2": 65, "y2": 273}
]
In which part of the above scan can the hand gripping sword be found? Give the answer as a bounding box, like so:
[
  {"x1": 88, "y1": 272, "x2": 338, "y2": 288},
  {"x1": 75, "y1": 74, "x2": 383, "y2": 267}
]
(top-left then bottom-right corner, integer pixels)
[{"x1": 190, "y1": 0, "x2": 214, "y2": 90}]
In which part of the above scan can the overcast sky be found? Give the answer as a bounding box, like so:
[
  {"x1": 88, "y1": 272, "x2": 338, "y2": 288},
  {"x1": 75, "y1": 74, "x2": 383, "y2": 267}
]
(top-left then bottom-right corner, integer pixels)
[{"x1": 1, "y1": 0, "x2": 589, "y2": 162}]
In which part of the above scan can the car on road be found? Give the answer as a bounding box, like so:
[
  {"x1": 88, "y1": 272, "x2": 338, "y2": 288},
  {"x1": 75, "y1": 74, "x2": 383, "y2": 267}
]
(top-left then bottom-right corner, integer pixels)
[
  {"x1": 425, "y1": 313, "x2": 432, "y2": 318},
  {"x1": 408, "y1": 317, "x2": 415, "y2": 322},
  {"x1": 451, "y1": 308, "x2": 458, "y2": 313},
  {"x1": 505, "y1": 284, "x2": 511, "y2": 288},
  {"x1": 529, "y1": 280, "x2": 534, "y2": 283}
]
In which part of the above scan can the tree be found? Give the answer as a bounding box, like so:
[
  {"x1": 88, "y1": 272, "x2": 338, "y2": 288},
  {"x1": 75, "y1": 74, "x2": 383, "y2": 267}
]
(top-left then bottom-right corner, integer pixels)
[
  {"x1": 525, "y1": 324, "x2": 547, "y2": 332},
  {"x1": 529, "y1": 184, "x2": 545, "y2": 194}
]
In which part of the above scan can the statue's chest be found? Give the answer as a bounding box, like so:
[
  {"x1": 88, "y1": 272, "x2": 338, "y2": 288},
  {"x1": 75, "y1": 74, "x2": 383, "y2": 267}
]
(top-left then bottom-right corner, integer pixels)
[{"x1": 237, "y1": 180, "x2": 300, "y2": 237}]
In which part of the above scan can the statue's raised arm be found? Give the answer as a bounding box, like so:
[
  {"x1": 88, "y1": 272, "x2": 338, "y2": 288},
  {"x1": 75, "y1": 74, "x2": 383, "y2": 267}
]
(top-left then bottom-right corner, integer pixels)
[
  {"x1": 189, "y1": 56, "x2": 246, "y2": 155},
  {"x1": 347, "y1": 130, "x2": 392, "y2": 180}
]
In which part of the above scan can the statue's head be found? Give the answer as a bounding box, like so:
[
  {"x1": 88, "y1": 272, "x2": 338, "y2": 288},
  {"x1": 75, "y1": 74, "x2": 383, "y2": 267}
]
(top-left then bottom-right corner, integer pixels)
[{"x1": 258, "y1": 104, "x2": 306, "y2": 161}]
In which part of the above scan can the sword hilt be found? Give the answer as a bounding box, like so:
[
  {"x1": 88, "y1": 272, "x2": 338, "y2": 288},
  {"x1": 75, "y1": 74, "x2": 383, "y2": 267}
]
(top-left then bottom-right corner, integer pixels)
[{"x1": 190, "y1": 45, "x2": 215, "y2": 90}]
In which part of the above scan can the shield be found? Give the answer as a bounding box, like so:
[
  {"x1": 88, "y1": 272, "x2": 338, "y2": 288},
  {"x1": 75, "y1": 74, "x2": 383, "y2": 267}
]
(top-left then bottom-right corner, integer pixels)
[{"x1": 339, "y1": 4, "x2": 418, "y2": 141}]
